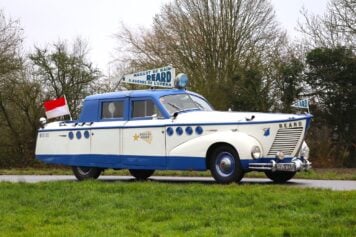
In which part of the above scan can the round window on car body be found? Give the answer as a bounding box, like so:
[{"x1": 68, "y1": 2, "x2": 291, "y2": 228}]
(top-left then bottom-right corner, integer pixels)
[
  {"x1": 195, "y1": 126, "x2": 203, "y2": 135},
  {"x1": 176, "y1": 127, "x2": 183, "y2": 136},
  {"x1": 185, "y1": 127, "x2": 193, "y2": 135},
  {"x1": 76, "y1": 131, "x2": 82, "y2": 139},
  {"x1": 167, "y1": 127, "x2": 174, "y2": 136},
  {"x1": 68, "y1": 132, "x2": 74, "y2": 140},
  {"x1": 84, "y1": 130, "x2": 90, "y2": 139}
]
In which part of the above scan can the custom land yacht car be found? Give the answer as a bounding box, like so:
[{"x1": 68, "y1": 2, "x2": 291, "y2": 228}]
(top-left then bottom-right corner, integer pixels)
[{"x1": 36, "y1": 66, "x2": 312, "y2": 183}]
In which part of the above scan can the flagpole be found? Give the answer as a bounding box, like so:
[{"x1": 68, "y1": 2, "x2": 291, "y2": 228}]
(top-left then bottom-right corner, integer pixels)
[{"x1": 64, "y1": 95, "x2": 73, "y2": 121}]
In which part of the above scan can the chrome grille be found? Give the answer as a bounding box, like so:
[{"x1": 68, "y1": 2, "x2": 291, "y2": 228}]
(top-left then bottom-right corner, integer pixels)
[{"x1": 268, "y1": 127, "x2": 304, "y2": 156}]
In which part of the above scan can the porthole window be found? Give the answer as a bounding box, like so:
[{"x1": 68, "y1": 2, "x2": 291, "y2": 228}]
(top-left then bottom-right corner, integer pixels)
[
  {"x1": 185, "y1": 127, "x2": 193, "y2": 135},
  {"x1": 83, "y1": 130, "x2": 90, "y2": 139},
  {"x1": 68, "y1": 132, "x2": 74, "y2": 140},
  {"x1": 76, "y1": 131, "x2": 82, "y2": 139},
  {"x1": 195, "y1": 126, "x2": 203, "y2": 135},
  {"x1": 167, "y1": 127, "x2": 174, "y2": 136},
  {"x1": 176, "y1": 127, "x2": 183, "y2": 136}
]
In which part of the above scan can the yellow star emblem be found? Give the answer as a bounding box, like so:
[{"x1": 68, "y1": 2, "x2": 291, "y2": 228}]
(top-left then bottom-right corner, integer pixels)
[{"x1": 133, "y1": 133, "x2": 139, "y2": 141}]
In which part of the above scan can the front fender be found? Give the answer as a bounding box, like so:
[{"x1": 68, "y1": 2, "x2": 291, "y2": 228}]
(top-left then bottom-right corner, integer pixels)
[{"x1": 168, "y1": 131, "x2": 262, "y2": 160}]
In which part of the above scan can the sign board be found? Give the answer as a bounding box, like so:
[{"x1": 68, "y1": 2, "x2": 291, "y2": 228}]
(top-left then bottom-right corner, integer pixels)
[
  {"x1": 292, "y1": 99, "x2": 310, "y2": 113},
  {"x1": 292, "y1": 99, "x2": 309, "y2": 109},
  {"x1": 122, "y1": 66, "x2": 175, "y2": 88}
]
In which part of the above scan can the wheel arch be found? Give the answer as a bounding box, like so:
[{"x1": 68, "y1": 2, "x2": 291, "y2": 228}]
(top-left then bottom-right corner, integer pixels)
[
  {"x1": 206, "y1": 142, "x2": 240, "y2": 170},
  {"x1": 168, "y1": 131, "x2": 260, "y2": 169}
]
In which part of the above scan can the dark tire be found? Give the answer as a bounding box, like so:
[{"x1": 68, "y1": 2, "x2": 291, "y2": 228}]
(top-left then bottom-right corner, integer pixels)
[
  {"x1": 265, "y1": 171, "x2": 296, "y2": 183},
  {"x1": 129, "y1": 169, "x2": 155, "y2": 180},
  {"x1": 209, "y1": 145, "x2": 244, "y2": 184},
  {"x1": 72, "y1": 166, "x2": 102, "y2": 181}
]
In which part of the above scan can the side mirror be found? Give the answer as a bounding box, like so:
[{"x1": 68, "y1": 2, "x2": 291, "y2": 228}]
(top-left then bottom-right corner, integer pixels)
[
  {"x1": 172, "y1": 112, "x2": 179, "y2": 120},
  {"x1": 245, "y1": 115, "x2": 255, "y2": 121}
]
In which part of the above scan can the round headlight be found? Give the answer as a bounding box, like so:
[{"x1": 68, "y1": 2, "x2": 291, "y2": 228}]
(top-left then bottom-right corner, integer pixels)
[
  {"x1": 251, "y1": 146, "x2": 261, "y2": 159},
  {"x1": 300, "y1": 142, "x2": 310, "y2": 160},
  {"x1": 276, "y1": 151, "x2": 285, "y2": 160}
]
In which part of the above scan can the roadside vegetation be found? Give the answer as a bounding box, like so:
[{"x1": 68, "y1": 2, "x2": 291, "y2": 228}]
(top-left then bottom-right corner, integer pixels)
[
  {"x1": 1, "y1": 167, "x2": 355, "y2": 180},
  {"x1": 0, "y1": 181, "x2": 355, "y2": 237}
]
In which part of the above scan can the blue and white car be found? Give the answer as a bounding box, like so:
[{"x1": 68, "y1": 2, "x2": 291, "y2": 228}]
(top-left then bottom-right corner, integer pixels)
[{"x1": 36, "y1": 67, "x2": 312, "y2": 184}]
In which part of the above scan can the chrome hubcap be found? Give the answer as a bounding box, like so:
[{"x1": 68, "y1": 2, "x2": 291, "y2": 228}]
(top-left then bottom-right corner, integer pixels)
[
  {"x1": 219, "y1": 157, "x2": 232, "y2": 173},
  {"x1": 215, "y1": 152, "x2": 235, "y2": 177},
  {"x1": 77, "y1": 167, "x2": 91, "y2": 175}
]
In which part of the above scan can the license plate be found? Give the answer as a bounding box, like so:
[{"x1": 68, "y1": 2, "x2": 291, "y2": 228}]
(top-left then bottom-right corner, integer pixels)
[{"x1": 276, "y1": 163, "x2": 296, "y2": 172}]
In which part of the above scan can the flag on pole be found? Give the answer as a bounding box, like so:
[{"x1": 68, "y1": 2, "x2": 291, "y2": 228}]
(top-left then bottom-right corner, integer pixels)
[
  {"x1": 44, "y1": 96, "x2": 71, "y2": 119},
  {"x1": 291, "y1": 99, "x2": 310, "y2": 113}
]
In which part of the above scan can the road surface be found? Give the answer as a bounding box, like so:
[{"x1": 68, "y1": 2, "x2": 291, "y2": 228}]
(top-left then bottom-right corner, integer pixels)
[{"x1": 0, "y1": 175, "x2": 355, "y2": 190}]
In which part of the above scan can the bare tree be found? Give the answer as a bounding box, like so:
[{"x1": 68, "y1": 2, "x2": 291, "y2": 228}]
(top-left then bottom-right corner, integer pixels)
[
  {"x1": 0, "y1": 9, "x2": 23, "y2": 162},
  {"x1": 115, "y1": 0, "x2": 286, "y2": 109},
  {"x1": 298, "y1": 0, "x2": 355, "y2": 49},
  {"x1": 0, "y1": 10, "x2": 43, "y2": 167},
  {"x1": 298, "y1": 0, "x2": 356, "y2": 167},
  {"x1": 30, "y1": 38, "x2": 101, "y2": 118},
  {"x1": 0, "y1": 10, "x2": 23, "y2": 76},
  {"x1": 0, "y1": 69, "x2": 43, "y2": 167}
]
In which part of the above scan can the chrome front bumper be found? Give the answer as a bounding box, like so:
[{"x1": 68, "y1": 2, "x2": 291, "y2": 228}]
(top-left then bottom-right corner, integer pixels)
[{"x1": 248, "y1": 158, "x2": 312, "y2": 172}]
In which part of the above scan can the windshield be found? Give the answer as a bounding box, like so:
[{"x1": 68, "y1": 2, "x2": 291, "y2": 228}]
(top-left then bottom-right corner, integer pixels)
[
  {"x1": 189, "y1": 94, "x2": 213, "y2": 111},
  {"x1": 160, "y1": 94, "x2": 199, "y2": 114}
]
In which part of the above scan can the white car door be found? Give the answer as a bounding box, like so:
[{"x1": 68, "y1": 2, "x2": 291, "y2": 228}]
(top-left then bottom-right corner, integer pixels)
[
  {"x1": 122, "y1": 98, "x2": 166, "y2": 168},
  {"x1": 90, "y1": 100, "x2": 127, "y2": 165}
]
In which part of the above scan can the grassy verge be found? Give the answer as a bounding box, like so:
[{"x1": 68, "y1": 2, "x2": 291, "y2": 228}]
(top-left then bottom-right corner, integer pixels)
[
  {"x1": 0, "y1": 181, "x2": 355, "y2": 237},
  {"x1": 1, "y1": 167, "x2": 356, "y2": 180}
]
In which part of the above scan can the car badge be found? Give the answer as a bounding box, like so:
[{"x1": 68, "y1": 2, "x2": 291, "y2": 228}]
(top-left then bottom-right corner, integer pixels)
[
  {"x1": 133, "y1": 131, "x2": 153, "y2": 144},
  {"x1": 263, "y1": 128, "x2": 270, "y2": 137}
]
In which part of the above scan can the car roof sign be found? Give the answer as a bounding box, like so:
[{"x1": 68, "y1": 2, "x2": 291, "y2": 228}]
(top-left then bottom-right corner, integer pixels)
[{"x1": 121, "y1": 66, "x2": 175, "y2": 88}]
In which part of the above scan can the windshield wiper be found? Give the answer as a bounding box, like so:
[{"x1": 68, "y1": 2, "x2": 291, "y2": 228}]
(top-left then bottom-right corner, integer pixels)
[
  {"x1": 167, "y1": 102, "x2": 181, "y2": 111},
  {"x1": 177, "y1": 108, "x2": 200, "y2": 113}
]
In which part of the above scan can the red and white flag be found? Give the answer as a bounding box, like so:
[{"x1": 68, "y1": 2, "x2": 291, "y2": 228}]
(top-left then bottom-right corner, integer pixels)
[{"x1": 44, "y1": 96, "x2": 71, "y2": 119}]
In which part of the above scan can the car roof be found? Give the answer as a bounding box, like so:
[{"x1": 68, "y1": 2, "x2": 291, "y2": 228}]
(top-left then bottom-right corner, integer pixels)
[{"x1": 84, "y1": 89, "x2": 197, "y2": 101}]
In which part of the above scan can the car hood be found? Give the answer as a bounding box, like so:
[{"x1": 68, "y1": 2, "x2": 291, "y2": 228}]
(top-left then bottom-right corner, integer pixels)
[{"x1": 174, "y1": 111, "x2": 312, "y2": 124}]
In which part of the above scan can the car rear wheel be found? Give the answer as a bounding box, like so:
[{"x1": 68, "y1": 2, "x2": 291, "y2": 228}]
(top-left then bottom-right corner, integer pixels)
[
  {"x1": 265, "y1": 171, "x2": 296, "y2": 183},
  {"x1": 129, "y1": 169, "x2": 155, "y2": 180},
  {"x1": 209, "y1": 145, "x2": 244, "y2": 184},
  {"x1": 72, "y1": 166, "x2": 102, "y2": 181}
]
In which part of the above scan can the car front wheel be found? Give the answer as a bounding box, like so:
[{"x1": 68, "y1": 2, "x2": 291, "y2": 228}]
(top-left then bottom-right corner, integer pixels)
[
  {"x1": 129, "y1": 169, "x2": 155, "y2": 180},
  {"x1": 209, "y1": 145, "x2": 244, "y2": 184},
  {"x1": 265, "y1": 171, "x2": 296, "y2": 183},
  {"x1": 72, "y1": 166, "x2": 102, "y2": 181}
]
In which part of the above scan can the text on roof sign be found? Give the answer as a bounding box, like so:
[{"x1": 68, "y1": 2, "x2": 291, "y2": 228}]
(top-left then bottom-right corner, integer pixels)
[{"x1": 122, "y1": 66, "x2": 175, "y2": 88}]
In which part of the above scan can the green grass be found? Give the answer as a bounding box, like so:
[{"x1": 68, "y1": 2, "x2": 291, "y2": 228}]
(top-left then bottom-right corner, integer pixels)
[
  {"x1": 0, "y1": 181, "x2": 355, "y2": 236},
  {"x1": 1, "y1": 167, "x2": 356, "y2": 180}
]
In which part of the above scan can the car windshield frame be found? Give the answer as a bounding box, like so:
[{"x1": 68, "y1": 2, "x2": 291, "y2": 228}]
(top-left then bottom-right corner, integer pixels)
[{"x1": 189, "y1": 94, "x2": 214, "y2": 111}]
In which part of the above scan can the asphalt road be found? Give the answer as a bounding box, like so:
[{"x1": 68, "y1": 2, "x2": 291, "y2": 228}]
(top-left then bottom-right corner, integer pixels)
[{"x1": 1, "y1": 175, "x2": 355, "y2": 191}]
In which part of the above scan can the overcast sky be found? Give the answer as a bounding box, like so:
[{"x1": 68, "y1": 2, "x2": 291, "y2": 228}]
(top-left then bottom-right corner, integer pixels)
[{"x1": 1, "y1": 0, "x2": 328, "y2": 74}]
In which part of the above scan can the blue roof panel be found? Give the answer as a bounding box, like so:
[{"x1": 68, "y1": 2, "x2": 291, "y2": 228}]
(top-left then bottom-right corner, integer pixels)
[
  {"x1": 85, "y1": 89, "x2": 187, "y2": 101},
  {"x1": 79, "y1": 89, "x2": 194, "y2": 122}
]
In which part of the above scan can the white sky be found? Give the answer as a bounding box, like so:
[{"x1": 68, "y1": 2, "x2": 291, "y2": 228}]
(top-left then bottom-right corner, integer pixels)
[{"x1": 1, "y1": 0, "x2": 328, "y2": 74}]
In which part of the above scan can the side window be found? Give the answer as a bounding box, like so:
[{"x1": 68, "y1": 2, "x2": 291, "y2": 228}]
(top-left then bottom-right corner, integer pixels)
[
  {"x1": 101, "y1": 101, "x2": 124, "y2": 119},
  {"x1": 132, "y1": 100, "x2": 162, "y2": 119}
]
